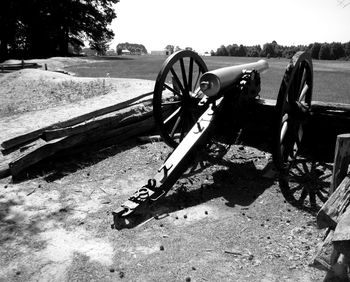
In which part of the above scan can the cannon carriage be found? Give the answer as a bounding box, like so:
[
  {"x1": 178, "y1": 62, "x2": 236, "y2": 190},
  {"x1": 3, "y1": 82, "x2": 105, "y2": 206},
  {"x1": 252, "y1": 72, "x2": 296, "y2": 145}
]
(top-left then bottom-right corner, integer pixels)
[{"x1": 112, "y1": 50, "x2": 340, "y2": 229}]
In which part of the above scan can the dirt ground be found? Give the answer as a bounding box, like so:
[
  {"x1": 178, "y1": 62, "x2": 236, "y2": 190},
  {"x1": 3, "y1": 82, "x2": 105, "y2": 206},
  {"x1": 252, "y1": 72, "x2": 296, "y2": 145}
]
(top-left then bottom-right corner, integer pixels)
[
  {"x1": 0, "y1": 58, "x2": 328, "y2": 281},
  {"x1": 0, "y1": 141, "x2": 329, "y2": 282}
]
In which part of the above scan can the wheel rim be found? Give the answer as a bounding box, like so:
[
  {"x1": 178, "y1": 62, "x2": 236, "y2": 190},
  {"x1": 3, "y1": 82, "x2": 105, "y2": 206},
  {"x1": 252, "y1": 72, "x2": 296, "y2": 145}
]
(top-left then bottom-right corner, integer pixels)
[
  {"x1": 274, "y1": 51, "x2": 313, "y2": 170},
  {"x1": 153, "y1": 50, "x2": 208, "y2": 148}
]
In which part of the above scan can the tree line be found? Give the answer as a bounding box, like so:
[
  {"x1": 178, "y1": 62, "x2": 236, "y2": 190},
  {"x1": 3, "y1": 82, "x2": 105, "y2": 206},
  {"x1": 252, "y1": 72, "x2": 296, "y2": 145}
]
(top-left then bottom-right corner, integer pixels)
[
  {"x1": 0, "y1": 0, "x2": 119, "y2": 62},
  {"x1": 213, "y1": 41, "x2": 350, "y2": 60},
  {"x1": 116, "y1": 43, "x2": 147, "y2": 55}
]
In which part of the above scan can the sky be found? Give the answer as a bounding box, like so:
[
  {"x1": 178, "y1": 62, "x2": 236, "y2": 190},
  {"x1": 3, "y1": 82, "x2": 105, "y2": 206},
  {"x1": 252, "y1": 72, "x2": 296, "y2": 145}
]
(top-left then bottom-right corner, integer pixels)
[{"x1": 110, "y1": 0, "x2": 350, "y2": 54}]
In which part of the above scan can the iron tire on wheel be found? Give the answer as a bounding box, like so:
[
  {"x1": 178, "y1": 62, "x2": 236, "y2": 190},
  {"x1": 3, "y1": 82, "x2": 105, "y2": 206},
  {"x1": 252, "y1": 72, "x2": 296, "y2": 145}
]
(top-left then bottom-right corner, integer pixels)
[{"x1": 153, "y1": 50, "x2": 208, "y2": 148}]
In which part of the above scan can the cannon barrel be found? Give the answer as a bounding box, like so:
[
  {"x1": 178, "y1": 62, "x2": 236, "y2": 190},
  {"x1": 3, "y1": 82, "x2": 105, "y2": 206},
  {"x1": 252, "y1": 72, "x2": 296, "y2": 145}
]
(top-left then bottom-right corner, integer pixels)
[{"x1": 199, "y1": 59, "x2": 269, "y2": 97}]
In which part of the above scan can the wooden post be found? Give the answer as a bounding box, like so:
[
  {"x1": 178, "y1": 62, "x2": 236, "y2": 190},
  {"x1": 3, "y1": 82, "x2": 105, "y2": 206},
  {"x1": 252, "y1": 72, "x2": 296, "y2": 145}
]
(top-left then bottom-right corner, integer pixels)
[
  {"x1": 317, "y1": 173, "x2": 350, "y2": 229},
  {"x1": 330, "y1": 134, "x2": 350, "y2": 194}
]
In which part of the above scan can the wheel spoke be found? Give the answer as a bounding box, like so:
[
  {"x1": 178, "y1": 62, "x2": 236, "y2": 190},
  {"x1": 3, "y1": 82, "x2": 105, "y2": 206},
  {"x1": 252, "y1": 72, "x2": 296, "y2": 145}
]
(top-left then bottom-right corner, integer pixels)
[
  {"x1": 179, "y1": 58, "x2": 188, "y2": 92},
  {"x1": 193, "y1": 69, "x2": 202, "y2": 90},
  {"x1": 316, "y1": 190, "x2": 328, "y2": 203},
  {"x1": 309, "y1": 191, "x2": 316, "y2": 206},
  {"x1": 299, "y1": 83, "x2": 309, "y2": 102},
  {"x1": 298, "y1": 67, "x2": 307, "y2": 96},
  {"x1": 161, "y1": 101, "x2": 181, "y2": 106},
  {"x1": 319, "y1": 173, "x2": 332, "y2": 180},
  {"x1": 188, "y1": 58, "x2": 194, "y2": 91},
  {"x1": 170, "y1": 115, "x2": 182, "y2": 137},
  {"x1": 293, "y1": 163, "x2": 305, "y2": 175},
  {"x1": 290, "y1": 184, "x2": 303, "y2": 194},
  {"x1": 170, "y1": 67, "x2": 186, "y2": 94},
  {"x1": 280, "y1": 120, "x2": 288, "y2": 143},
  {"x1": 290, "y1": 169, "x2": 301, "y2": 178},
  {"x1": 163, "y1": 83, "x2": 182, "y2": 97},
  {"x1": 298, "y1": 188, "x2": 308, "y2": 203},
  {"x1": 164, "y1": 106, "x2": 182, "y2": 125},
  {"x1": 302, "y1": 161, "x2": 310, "y2": 174}
]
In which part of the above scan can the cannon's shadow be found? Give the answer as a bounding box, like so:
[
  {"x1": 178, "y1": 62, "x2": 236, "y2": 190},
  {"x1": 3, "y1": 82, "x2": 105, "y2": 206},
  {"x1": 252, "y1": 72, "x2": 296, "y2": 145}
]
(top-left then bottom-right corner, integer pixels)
[
  {"x1": 145, "y1": 158, "x2": 273, "y2": 217},
  {"x1": 11, "y1": 139, "x2": 142, "y2": 183}
]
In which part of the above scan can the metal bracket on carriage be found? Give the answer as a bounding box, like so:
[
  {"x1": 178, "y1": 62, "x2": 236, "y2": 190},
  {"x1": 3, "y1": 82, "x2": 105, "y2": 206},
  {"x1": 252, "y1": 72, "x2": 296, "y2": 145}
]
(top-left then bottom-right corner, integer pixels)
[
  {"x1": 239, "y1": 70, "x2": 261, "y2": 101},
  {"x1": 111, "y1": 179, "x2": 163, "y2": 229}
]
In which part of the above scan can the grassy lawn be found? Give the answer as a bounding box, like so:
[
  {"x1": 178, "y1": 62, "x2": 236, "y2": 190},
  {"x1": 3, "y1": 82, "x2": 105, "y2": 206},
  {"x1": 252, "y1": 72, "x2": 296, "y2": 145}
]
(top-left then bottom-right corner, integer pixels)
[{"x1": 66, "y1": 55, "x2": 350, "y2": 104}]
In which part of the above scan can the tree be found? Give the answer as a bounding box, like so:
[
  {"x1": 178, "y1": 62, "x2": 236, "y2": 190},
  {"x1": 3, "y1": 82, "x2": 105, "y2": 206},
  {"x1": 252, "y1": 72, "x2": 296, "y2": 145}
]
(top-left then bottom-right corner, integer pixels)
[
  {"x1": 117, "y1": 43, "x2": 147, "y2": 54},
  {"x1": 319, "y1": 44, "x2": 331, "y2": 60},
  {"x1": 261, "y1": 43, "x2": 275, "y2": 58},
  {"x1": 310, "y1": 43, "x2": 321, "y2": 59},
  {"x1": 90, "y1": 38, "x2": 110, "y2": 56},
  {"x1": 216, "y1": 45, "x2": 228, "y2": 56},
  {"x1": 237, "y1": 44, "x2": 247, "y2": 57},
  {"x1": 343, "y1": 42, "x2": 350, "y2": 58},
  {"x1": 0, "y1": 0, "x2": 119, "y2": 60},
  {"x1": 226, "y1": 44, "x2": 238, "y2": 56},
  {"x1": 165, "y1": 45, "x2": 174, "y2": 54},
  {"x1": 330, "y1": 42, "x2": 345, "y2": 59}
]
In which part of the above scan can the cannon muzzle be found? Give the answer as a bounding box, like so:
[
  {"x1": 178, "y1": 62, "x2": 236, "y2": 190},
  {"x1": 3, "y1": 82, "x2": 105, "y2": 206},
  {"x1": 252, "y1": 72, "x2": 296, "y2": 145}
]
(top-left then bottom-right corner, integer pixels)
[{"x1": 200, "y1": 59, "x2": 269, "y2": 97}]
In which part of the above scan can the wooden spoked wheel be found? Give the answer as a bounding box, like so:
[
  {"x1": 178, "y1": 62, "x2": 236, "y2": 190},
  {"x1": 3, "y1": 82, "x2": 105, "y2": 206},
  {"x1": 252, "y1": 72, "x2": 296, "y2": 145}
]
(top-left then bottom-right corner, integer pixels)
[
  {"x1": 153, "y1": 50, "x2": 208, "y2": 148},
  {"x1": 273, "y1": 51, "x2": 329, "y2": 208}
]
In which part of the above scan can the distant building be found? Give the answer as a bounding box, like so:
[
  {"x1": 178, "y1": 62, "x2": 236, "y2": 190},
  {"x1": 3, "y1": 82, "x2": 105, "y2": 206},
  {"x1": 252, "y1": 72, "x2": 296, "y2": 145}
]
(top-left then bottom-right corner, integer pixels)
[
  {"x1": 151, "y1": 50, "x2": 169, "y2": 56},
  {"x1": 121, "y1": 49, "x2": 131, "y2": 55},
  {"x1": 202, "y1": 52, "x2": 211, "y2": 56}
]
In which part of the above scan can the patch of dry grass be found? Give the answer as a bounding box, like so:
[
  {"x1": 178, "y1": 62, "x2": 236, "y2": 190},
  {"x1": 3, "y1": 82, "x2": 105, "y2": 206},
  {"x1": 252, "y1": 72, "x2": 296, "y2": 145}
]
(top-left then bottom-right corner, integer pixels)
[{"x1": 0, "y1": 70, "x2": 115, "y2": 117}]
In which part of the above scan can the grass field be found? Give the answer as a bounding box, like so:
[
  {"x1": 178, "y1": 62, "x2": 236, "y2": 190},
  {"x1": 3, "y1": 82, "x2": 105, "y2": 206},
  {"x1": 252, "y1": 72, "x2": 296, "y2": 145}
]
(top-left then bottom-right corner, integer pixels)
[{"x1": 66, "y1": 55, "x2": 350, "y2": 104}]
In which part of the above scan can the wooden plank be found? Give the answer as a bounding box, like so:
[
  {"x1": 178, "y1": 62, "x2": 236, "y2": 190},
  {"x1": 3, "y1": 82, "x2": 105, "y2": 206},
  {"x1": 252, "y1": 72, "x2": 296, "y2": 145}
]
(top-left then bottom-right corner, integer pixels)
[
  {"x1": 0, "y1": 164, "x2": 10, "y2": 179},
  {"x1": 330, "y1": 134, "x2": 350, "y2": 194},
  {"x1": 57, "y1": 116, "x2": 156, "y2": 158},
  {"x1": 333, "y1": 207, "x2": 350, "y2": 242},
  {"x1": 42, "y1": 102, "x2": 153, "y2": 141},
  {"x1": 9, "y1": 114, "x2": 155, "y2": 177},
  {"x1": 1, "y1": 92, "x2": 153, "y2": 152},
  {"x1": 311, "y1": 101, "x2": 350, "y2": 115},
  {"x1": 317, "y1": 173, "x2": 350, "y2": 229},
  {"x1": 310, "y1": 228, "x2": 334, "y2": 271}
]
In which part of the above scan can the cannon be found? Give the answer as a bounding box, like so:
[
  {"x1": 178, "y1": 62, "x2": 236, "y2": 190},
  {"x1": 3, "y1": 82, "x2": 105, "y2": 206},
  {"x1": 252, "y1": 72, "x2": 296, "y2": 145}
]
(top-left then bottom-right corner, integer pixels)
[{"x1": 112, "y1": 50, "x2": 321, "y2": 229}]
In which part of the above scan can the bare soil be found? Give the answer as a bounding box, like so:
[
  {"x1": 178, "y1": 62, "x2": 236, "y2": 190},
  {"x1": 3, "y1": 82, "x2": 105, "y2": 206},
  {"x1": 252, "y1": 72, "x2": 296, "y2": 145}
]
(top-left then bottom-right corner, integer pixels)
[
  {"x1": 0, "y1": 141, "x2": 327, "y2": 281},
  {"x1": 0, "y1": 57, "x2": 327, "y2": 281}
]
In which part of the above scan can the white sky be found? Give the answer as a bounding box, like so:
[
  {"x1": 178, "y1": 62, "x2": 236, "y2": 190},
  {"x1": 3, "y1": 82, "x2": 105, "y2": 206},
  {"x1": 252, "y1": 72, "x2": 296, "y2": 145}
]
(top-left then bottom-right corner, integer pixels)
[{"x1": 110, "y1": 0, "x2": 350, "y2": 53}]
